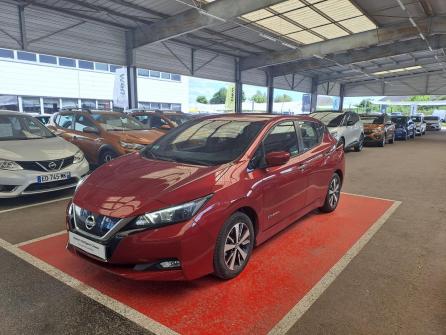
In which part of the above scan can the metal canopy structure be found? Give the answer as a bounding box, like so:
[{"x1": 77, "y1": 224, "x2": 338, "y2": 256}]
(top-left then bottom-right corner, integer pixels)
[{"x1": 0, "y1": 0, "x2": 445, "y2": 111}]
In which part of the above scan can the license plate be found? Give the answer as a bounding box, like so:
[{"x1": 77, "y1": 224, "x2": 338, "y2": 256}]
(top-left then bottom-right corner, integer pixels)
[
  {"x1": 69, "y1": 232, "x2": 107, "y2": 260},
  {"x1": 37, "y1": 172, "x2": 71, "y2": 183}
]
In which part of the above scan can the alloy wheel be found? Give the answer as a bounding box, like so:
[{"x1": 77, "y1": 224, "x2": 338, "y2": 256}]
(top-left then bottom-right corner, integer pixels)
[
  {"x1": 224, "y1": 222, "x2": 251, "y2": 271},
  {"x1": 328, "y1": 177, "x2": 340, "y2": 208}
]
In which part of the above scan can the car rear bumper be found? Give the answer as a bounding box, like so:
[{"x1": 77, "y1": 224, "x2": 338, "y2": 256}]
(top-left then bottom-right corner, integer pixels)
[{"x1": 0, "y1": 159, "x2": 89, "y2": 198}]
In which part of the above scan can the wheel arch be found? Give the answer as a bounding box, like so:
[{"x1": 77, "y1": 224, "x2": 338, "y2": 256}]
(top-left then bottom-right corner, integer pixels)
[{"x1": 234, "y1": 206, "x2": 259, "y2": 238}]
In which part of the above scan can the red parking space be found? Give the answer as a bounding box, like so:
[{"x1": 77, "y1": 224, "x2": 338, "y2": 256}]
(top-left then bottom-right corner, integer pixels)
[{"x1": 21, "y1": 194, "x2": 394, "y2": 335}]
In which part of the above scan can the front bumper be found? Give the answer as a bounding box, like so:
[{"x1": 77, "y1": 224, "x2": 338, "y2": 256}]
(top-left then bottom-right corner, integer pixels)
[
  {"x1": 0, "y1": 159, "x2": 89, "y2": 198},
  {"x1": 363, "y1": 132, "x2": 384, "y2": 144},
  {"x1": 66, "y1": 211, "x2": 217, "y2": 281},
  {"x1": 426, "y1": 123, "x2": 441, "y2": 130}
]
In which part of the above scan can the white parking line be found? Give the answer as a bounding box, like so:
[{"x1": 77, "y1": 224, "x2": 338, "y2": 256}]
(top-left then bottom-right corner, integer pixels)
[
  {"x1": 0, "y1": 237, "x2": 179, "y2": 335},
  {"x1": 0, "y1": 196, "x2": 72, "y2": 215},
  {"x1": 15, "y1": 230, "x2": 67, "y2": 247},
  {"x1": 268, "y1": 200, "x2": 401, "y2": 335},
  {"x1": 341, "y1": 192, "x2": 399, "y2": 203}
]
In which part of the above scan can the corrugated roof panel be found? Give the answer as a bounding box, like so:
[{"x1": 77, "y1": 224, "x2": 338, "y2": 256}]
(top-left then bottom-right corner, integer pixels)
[
  {"x1": 284, "y1": 7, "x2": 330, "y2": 28},
  {"x1": 242, "y1": 69, "x2": 267, "y2": 87},
  {"x1": 242, "y1": 9, "x2": 274, "y2": 22},
  {"x1": 338, "y1": 16, "x2": 376, "y2": 33},
  {"x1": 270, "y1": 0, "x2": 305, "y2": 13},
  {"x1": 312, "y1": 24, "x2": 349, "y2": 39},
  {"x1": 256, "y1": 16, "x2": 302, "y2": 35},
  {"x1": 287, "y1": 30, "x2": 323, "y2": 44},
  {"x1": 0, "y1": 2, "x2": 21, "y2": 49},
  {"x1": 314, "y1": 0, "x2": 363, "y2": 21}
]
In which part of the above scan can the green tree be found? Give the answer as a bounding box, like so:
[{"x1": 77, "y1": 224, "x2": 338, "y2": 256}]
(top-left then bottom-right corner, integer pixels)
[
  {"x1": 274, "y1": 94, "x2": 293, "y2": 103},
  {"x1": 251, "y1": 90, "x2": 267, "y2": 103},
  {"x1": 196, "y1": 96, "x2": 208, "y2": 104},
  {"x1": 408, "y1": 95, "x2": 431, "y2": 102},
  {"x1": 209, "y1": 87, "x2": 227, "y2": 104}
]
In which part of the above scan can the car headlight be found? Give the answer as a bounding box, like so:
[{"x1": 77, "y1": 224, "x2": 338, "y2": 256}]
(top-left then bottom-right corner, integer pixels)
[
  {"x1": 120, "y1": 141, "x2": 145, "y2": 150},
  {"x1": 133, "y1": 195, "x2": 212, "y2": 228},
  {"x1": 73, "y1": 150, "x2": 84, "y2": 164},
  {"x1": 0, "y1": 159, "x2": 23, "y2": 171}
]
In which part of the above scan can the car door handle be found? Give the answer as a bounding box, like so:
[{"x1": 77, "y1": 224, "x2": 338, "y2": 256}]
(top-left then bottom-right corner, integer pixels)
[{"x1": 298, "y1": 163, "x2": 307, "y2": 171}]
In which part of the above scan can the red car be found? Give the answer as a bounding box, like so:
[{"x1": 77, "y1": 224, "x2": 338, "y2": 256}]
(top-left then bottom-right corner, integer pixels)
[{"x1": 67, "y1": 114, "x2": 345, "y2": 280}]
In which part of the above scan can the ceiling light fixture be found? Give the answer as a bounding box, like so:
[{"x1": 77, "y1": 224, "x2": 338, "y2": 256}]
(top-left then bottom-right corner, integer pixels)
[
  {"x1": 281, "y1": 42, "x2": 297, "y2": 49},
  {"x1": 259, "y1": 33, "x2": 277, "y2": 42},
  {"x1": 396, "y1": 0, "x2": 406, "y2": 11}
]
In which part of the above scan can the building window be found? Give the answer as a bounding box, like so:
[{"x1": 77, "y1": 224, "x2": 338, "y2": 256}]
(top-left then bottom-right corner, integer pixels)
[
  {"x1": 161, "y1": 72, "x2": 171, "y2": 80},
  {"x1": 161, "y1": 103, "x2": 171, "y2": 110},
  {"x1": 78, "y1": 60, "x2": 94, "y2": 70},
  {"x1": 39, "y1": 54, "x2": 57, "y2": 64},
  {"x1": 22, "y1": 96, "x2": 41, "y2": 113},
  {"x1": 150, "y1": 103, "x2": 160, "y2": 109},
  {"x1": 171, "y1": 74, "x2": 181, "y2": 81},
  {"x1": 97, "y1": 100, "x2": 111, "y2": 110},
  {"x1": 17, "y1": 51, "x2": 37, "y2": 62},
  {"x1": 138, "y1": 102, "x2": 150, "y2": 109},
  {"x1": 150, "y1": 70, "x2": 160, "y2": 78},
  {"x1": 0, "y1": 48, "x2": 14, "y2": 59},
  {"x1": 0, "y1": 95, "x2": 18, "y2": 111},
  {"x1": 109, "y1": 65, "x2": 121, "y2": 72},
  {"x1": 138, "y1": 68, "x2": 150, "y2": 77},
  {"x1": 81, "y1": 99, "x2": 96, "y2": 109},
  {"x1": 59, "y1": 57, "x2": 76, "y2": 67},
  {"x1": 172, "y1": 103, "x2": 181, "y2": 111},
  {"x1": 95, "y1": 63, "x2": 109, "y2": 71},
  {"x1": 43, "y1": 98, "x2": 60, "y2": 114},
  {"x1": 61, "y1": 98, "x2": 78, "y2": 109}
]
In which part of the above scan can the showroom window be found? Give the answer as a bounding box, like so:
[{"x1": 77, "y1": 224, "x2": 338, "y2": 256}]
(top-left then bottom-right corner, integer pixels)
[
  {"x1": 161, "y1": 72, "x2": 171, "y2": 80},
  {"x1": 138, "y1": 69, "x2": 150, "y2": 77},
  {"x1": 109, "y1": 65, "x2": 121, "y2": 72},
  {"x1": 39, "y1": 54, "x2": 57, "y2": 64},
  {"x1": 0, "y1": 48, "x2": 14, "y2": 59},
  {"x1": 172, "y1": 104, "x2": 181, "y2": 111},
  {"x1": 78, "y1": 60, "x2": 94, "y2": 70},
  {"x1": 0, "y1": 95, "x2": 19, "y2": 111},
  {"x1": 17, "y1": 51, "x2": 37, "y2": 62},
  {"x1": 171, "y1": 74, "x2": 181, "y2": 81},
  {"x1": 150, "y1": 103, "x2": 161, "y2": 109},
  {"x1": 59, "y1": 57, "x2": 76, "y2": 67},
  {"x1": 138, "y1": 102, "x2": 150, "y2": 109},
  {"x1": 22, "y1": 97, "x2": 41, "y2": 113},
  {"x1": 264, "y1": 121, "x2": 299, "y2": 156},
  {"x1": 150, "y1": 70, "x2": 160, "y2": 78},
  {"x1": 43, "y1": 98, "x2": 60, "y2": 114},
  {"x1": 81, "y1": 99, "x2": 96, "y2": 109},
  {"x1": 61, "y1": 98, "x2": 78, "y2": 109},
  {"x1": 95, "y1": 62, "x2": 109, "y2": 71},
  {"x1": 161, "y1": 103, "x2": 171, "y2": 110},
  {"x1": 97, "y1": 100, "x2": 111, "y2": 110}
]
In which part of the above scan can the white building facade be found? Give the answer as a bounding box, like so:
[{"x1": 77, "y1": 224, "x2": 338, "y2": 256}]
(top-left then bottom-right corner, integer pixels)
[{"x1": 0, "y1": 48, "x2": 189, "y2": 114}]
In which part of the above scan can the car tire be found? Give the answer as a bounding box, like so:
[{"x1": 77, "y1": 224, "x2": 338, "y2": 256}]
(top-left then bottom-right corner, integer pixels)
[
  {"x1": 339, "y1": 138, "x2": 345, "y2": 151},
  {"x1": 99, "y1": 149, "x2": 117, "y2": 165},
  {"x1": 213, "y1": 212, "x2": 254, "y2": 280},
  {"x1": 354, "y1": 135, "x2": 364, "y2": 152},
  {"x1": 403, "y1": 132, "x2": 408, "y2": 141},
  {"x1": 378, "y1": 134, "x2": 386, "y2": 147},
  {"x1": 389, "y1": 132, "x2": 395, "y2": 144},
  {"x1": 319, "y1": 173, "x2": 341, "y2": 213}
]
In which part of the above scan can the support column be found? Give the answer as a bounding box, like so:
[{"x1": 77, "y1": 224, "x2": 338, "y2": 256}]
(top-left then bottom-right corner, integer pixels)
[
  {"x1": 310, "y1": 77, "x2": 318, "y2": 113},
  {"x1": 18, "y1": 5, "x2": 27, "y2": 50},
  {"x1": 266, "y1": 69, "x2": 274, "y2": 114},
  {"x1": 126, "y1": 32, "x2": 138, "y2": 110},
  {"x1": 339, "y1": 83, "x2": 345, "y2": 111},
  {"x1": 235, "y1": 58, "x2": 242, "y2": 113}
]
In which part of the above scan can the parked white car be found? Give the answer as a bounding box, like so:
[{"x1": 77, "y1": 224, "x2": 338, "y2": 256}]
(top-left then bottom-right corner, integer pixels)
[
  {"x1": 411, "y1": 114, "x2": 426, "y2": 136},
  {"x1": 310, "y1": 111, "x2": 364, "y2": 151},
  {"x1": 424, "y1": 115, "x2": 442, "y2": 131},
  {"x1": 0, "y1": 110, "x2": 89, "y2": 198}
]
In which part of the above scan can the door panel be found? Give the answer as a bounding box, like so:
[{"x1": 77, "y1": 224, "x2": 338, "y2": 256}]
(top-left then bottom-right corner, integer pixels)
[{"x1": 72, "y1": 114, "x2": 102, "y2": 162}]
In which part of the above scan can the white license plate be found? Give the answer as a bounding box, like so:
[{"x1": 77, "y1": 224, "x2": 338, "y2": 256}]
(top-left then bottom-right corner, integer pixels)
[
  {"x1": 37, "y1": 172, "x2": 71, "y2": 183},
  {"x1": 69, "y1": 232, "x2": 107, "y2": 260}
]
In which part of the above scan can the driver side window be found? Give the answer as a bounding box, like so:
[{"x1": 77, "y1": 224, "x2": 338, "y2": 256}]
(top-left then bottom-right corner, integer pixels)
[{"x1": 264, "y1": 121, "x2": 299, "y2": 156}]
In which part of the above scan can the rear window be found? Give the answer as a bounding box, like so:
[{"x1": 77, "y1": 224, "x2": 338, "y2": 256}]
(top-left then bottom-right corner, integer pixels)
[{"x1": 424, "y1": 116, "x2": 439, "y2": 121}]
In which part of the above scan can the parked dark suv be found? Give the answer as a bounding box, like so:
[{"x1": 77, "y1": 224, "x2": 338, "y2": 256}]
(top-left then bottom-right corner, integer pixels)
[{"x1": 391, "y1": 115, "x2": 416, "y2": 140}]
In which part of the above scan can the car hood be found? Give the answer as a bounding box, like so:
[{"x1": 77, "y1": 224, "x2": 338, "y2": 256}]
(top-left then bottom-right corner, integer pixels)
[
  {"x1": 73, "y1": 153, "x2": 231, "y2": 218},
  {"x1": 109, "y1": 129, "x2": 165, "y2": 144},
  {"x1": 0, "y1": 136, "x2": 79, "y2": 161}
]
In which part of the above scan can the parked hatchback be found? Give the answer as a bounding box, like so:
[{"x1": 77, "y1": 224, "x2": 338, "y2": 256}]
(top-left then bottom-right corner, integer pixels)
[
  {"x1": 360, "y1": 113, "x2": 395, "y2": 147},
  {"x1": 410, "y1": 114, "x2": 427, "y2": 136},
  {"x1": 310, "y1": 111, "x2": 364, "y2": 151},
  {"x1": 424, "y1": 115, "x2": 442, "y2": 131},
  {"x1": 47, "y1": 110, "x2": 165, "y2": 165},
  {"x1": 391, "y1": 115, "x2": 416, "y2": 140},
  {"x1": 67, "y1": 114, "x2": 344, "y2": 281},
  {"x1": 0, "y1": 110, "x2": 89, "y2": 198}
]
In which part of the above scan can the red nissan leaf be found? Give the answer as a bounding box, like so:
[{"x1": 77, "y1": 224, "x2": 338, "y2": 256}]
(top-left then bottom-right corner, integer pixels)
[{"x1": 67, "y1": 114, "x2": 345, "y2": 280}]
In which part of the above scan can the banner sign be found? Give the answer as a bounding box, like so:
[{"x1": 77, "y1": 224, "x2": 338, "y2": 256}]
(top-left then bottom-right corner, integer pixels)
[{"x1": 113, "y1": 67, "x2": 128, "y2": 109}]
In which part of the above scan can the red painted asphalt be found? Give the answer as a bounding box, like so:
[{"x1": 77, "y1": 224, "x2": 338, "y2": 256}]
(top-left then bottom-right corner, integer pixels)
[{"x1": 21, "y1": 194, "x2": 394, "y2": 334}]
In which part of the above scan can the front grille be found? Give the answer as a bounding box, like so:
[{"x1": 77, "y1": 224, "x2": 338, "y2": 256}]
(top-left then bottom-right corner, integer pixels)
[
  {"x1": 74, "y1": 205, "x2": 121, "y2": 238},
  {"x1": 0, "y1": 185, "x2": 17, "y2": 192},
  {"x1": 18, "y1": 156, "x2": 75, "y2": 172},
  {"x1": 24, "y1": 177, "x2": 78, "y2": 192}
]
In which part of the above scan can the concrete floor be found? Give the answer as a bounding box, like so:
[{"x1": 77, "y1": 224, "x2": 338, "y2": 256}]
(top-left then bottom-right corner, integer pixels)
[{"x1": 0, "y1": 130, "x2": 445, "y2": 334}]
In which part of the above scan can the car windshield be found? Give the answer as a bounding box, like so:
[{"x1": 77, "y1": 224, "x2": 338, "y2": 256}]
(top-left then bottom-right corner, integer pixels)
[
  {"x1": 167, "y1": 114, "x2": 193, "y2": 126},
  {"x1": 91, "y1": 113, "x2": 144, "y2": 131},
  {"x1": 391, "y1": 116, "x2": 407, "y2": 125},
  {"x1": 0, "y1": 114, "x2": 55, "y2": 141},
  {"x1": 424, "y1": 116, "x2": 439, "y2": 121},
  {"x1": 361, "y1": 115, "x2": 384, "y2": 124},
  {"x1": 411, "y1": 116, "x2": 422, "y2": 122},
  {"x1": 143, "y1": 119, "x2": 265, "y2": 166},
  {"x1": 310, "y1": 113, "x2": 345, "y2": 127}
]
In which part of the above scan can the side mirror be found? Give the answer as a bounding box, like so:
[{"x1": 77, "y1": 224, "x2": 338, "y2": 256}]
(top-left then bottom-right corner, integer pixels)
[
  {"x1": 265, "y1": 151, "x2": 290, "y2": 167},
  {"x1": 160, "y1": 124, "x2": 171, "y2": 130},
  {"x1": 83, "y1": 126, "x2": 99, "y2": 134},
  {"x1": 347, "y1": 120, "x2": 355, "y2": 126}
]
